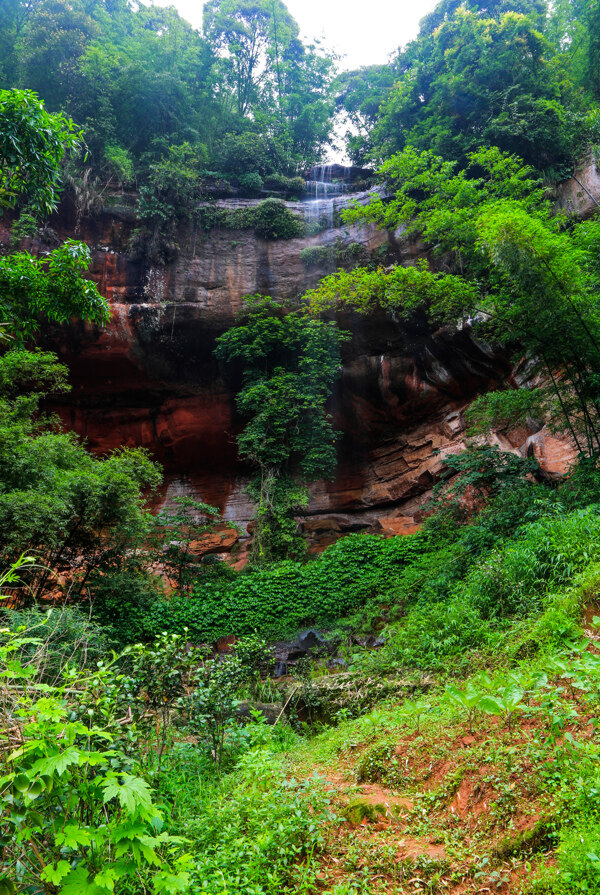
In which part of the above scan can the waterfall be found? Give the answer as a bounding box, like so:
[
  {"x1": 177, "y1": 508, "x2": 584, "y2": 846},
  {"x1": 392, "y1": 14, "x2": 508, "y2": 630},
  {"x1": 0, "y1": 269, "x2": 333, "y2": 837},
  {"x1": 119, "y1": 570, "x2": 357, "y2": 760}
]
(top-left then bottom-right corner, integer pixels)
[{"x1": 303, "y1": 165, "x2": 352, "y2": 234}]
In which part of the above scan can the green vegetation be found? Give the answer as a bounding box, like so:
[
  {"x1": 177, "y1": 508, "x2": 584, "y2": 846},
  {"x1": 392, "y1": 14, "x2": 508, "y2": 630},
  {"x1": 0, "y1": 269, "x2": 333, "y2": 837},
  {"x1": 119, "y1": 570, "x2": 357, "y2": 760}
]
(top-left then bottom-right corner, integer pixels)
[
  {"x1": 216, "y1": 296, "x2": 346, "y2": 563},
  {"x1": 0, "y1": 0, "x2": 335, "y2": 192},
  {"x1": 301, "y1": 241, "x2": 369, "y2": 270},
  {"x1": 0, "y1": 88, "x2": 81, "y2": 216},
  {"x1": 103, "y1": 532, "x2": 424, "y2": 645},
  {"x1": 309, "y1": 145, "x2": 600, "y2": 457},
  {"x1": 8, "y1": 2, "x2": 600, "y2": 893},
  {"x1": 194, "y1": 198, "x2": 303, "y2": 238},
  {"x1": 0, "y1": 93, "x2": 162, "y2": 609},
  {"x1": 337, "y1": 0, "x2": 600, "y2": 175}
]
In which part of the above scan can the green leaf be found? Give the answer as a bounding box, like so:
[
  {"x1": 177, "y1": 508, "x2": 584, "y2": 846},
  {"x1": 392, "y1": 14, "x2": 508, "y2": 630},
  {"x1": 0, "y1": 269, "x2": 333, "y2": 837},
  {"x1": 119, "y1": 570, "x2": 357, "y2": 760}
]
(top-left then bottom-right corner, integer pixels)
[
  {"x1": 101, "y1": 774, "x2": 153, "y2": 814},
  {"x1": 59, "y1": 866, "x2": 105, "y2": 895},
  {"x1": 154, "y1": 870, "x2": 192, "y2": 893},
  {"x1": 479, "y1": 696, "x2": 504, "y2": 717},
  {"x1": 55, "y1": 824, "x2": 94, "y2": 849},
  {"x1": 41, "y1": 861, "x2": 71, "y2": 886},
  {"x1": 13, "y1": 774, "x2": 29, "y2": 792},
  {"x1": 32, "y1": 746, "x2": 79, "y2": 777},
  {"x1": 504, "y1": 685, "x2": 524, "y2": 709},
  {"x1": 94, "y1": 868, "x2": 118, "y2": 892}
]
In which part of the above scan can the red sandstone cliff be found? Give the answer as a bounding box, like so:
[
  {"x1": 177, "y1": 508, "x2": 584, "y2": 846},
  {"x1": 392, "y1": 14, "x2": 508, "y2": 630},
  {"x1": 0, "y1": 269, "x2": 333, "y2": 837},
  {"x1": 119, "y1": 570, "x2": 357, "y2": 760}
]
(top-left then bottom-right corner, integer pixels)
[{"x1": 0, "y1": 189, "x2": 578, "y2": 550}]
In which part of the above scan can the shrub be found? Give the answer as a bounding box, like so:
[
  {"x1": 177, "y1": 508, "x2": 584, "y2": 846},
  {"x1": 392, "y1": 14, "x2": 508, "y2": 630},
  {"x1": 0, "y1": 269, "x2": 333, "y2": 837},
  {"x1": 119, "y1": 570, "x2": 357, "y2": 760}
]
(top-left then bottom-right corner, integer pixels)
[
  {"x1": 90, "y1": 566, "x2": 164, "y2": 646},
  {"x1": 381, "y1": 544, "x2": 466, "y2": 614},
  {"x1": 195, "y1": 199, "x2": 304, "y2": 239},
  {"x1": 263, "y1": 173, "x2": 306, "y2": 198},
  {"x1": 104, "y1": 143, "x2": 135, "y2": 185},
  {"x1": 301, "y1": 242, "x2": 369, "y2": 270},
  {"x1": 462, "y1": 506, "x2": 600, "y2": 619},
  {"x1": 253, "y1": 198, "x2": 304, "y2": 239},
  {"x1": 238, "y1": 171, "x2": 263, "y2": 196},
  {"x1": 360, "y1": 596, "x2": 487, "y2": 674},
  {"x1": 300, "y1": 245, "x2": 331, "y2": 268},
  {"x1": 2, "y1": 606, "x2": 108, "y2": 678},
  {"x1": 0, "y1": 361, "x2": 162, "y2": 601},
  {"x1": 146, "y1": 533, "x2": 426, "y2": 643},
  {"x1": 0, "y1": 629, "x2": 191, "y2": 893}
]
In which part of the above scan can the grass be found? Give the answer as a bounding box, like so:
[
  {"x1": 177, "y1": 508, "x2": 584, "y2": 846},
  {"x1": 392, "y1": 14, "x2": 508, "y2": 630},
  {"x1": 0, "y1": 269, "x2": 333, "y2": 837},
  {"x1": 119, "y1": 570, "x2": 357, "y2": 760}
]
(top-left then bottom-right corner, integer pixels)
[
  {"x1": 162, "y1": 558, "x2": 600, "y2": 895},
  {"x1": 9, "y1": 496, "x2": 600, "y2": 893},
  {"x1": 280, "y1": 660, "x2": 593, "y2": 892}
]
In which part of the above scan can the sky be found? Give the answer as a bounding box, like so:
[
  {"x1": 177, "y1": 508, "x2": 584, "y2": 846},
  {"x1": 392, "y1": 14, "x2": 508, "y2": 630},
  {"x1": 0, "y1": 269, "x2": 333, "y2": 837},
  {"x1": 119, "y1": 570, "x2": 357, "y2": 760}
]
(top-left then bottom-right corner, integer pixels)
[{"x1": 153, "y1": 0, "x2": 440, "y2": 70}]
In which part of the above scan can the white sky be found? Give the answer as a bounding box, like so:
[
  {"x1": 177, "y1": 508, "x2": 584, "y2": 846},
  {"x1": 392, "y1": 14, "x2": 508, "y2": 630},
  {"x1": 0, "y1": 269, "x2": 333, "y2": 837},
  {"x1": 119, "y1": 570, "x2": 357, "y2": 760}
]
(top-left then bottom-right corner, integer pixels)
[{"x1": 155, "y1": 0, "x2": 440, "y2": 70}]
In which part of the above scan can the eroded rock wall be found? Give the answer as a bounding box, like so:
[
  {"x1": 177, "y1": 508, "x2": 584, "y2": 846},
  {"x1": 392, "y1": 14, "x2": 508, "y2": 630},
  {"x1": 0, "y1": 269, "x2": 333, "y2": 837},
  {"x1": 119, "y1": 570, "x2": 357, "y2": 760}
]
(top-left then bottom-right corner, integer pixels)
[{"x1": 0, "y1": 191, "x2": 577, "y2": 550}]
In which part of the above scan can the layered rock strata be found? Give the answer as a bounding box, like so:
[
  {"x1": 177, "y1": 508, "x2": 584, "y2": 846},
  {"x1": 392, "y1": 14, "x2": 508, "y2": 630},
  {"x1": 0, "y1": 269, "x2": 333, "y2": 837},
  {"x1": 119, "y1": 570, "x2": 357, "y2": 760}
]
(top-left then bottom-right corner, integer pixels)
[{"x1": 0, "y1": 188, "x2": 577, "y2": 553}]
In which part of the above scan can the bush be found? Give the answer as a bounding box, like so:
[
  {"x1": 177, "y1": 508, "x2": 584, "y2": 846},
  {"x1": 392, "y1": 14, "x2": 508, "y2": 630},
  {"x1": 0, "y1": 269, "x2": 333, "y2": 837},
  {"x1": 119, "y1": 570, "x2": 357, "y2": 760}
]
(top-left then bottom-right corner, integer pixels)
[
  {"x1": 90, "y1": 567, "x2": 165, "y2": 646},
  {"x1": 300, "y1": 245, "x2": 331, "y2": 268},
  {"x1": 253, "y1": 198, "x2": 304, "y2": 240},
  {"x1": 358, "y1": 595, "x2": 487, "y2": 674},
  {"x1": 381, "y1": 544, "x2": 467, "y2": 614},
  {"x1": 462, "y1": 506, "x2": 600, "y2": 620},
  {"x1": 301, "y1": 242, "x2": 369, "y2": 270},
  {"x1": 146, "y1": 533, "x2": 426, "y2": 643},
  {"x1": 2, "y1": 606, "x2": 109, "y2": 678},
  {"x1": 238, "y1": 171, "x2": 263, "y2": 197},
  {"x1": 104, "y1": 143, "x2": 134, "y2": 185},
  {"x1": 0, "y1": 629, "x2": 191, "y2": 893},
  {"x1": 195, "y1": 199, "x2": 304, "y2": 239},
  {"x1": 263, "y1": 173, "x2": 306, "y2": 198},
  {"x1": 0, "y1": 368, "x2": 162, "y2": 600}
]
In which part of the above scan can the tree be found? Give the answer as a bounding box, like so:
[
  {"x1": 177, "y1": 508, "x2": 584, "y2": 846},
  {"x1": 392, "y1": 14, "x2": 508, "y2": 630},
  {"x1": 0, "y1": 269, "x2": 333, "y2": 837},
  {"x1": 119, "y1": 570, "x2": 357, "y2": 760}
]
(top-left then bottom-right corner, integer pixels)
[
  {"x1": 0, "y1": 87, "x2": 81, "y2": 216},
  {"x1": 0, "y1": 88, "x2": 109, "y2": 335},
  {"x1": 367, "y1": 2, "x2": 587, "y2": 174},
  {"x1": 312, "y1": 146, "x2": 600, "y2": 456},
  {"x1": 1, "y1": 0, "x2": 336, "y2": 182},
  {"x1": 0, "y1": 0, "x2": 42, "y2": 87},
  {"x1": 19, "y1": 0, "x2": 96, "y2": 114},
  {"x1": 215, "y1": 296, "x2": 345, "y2": 562},
  {"x1": 204, "y1": 0, "x2": 298, "y2": 117},
  {"x1": 0, "y1": 240, "x2": 110, "y2": 340},
  {"x1": 0, "y1": 89, "x2": 159, "y2": 605},
  {"x1": 275, "y1": 36, "x2": 336, "y2": 166},
  {"x1": 0, "y1": 349, "x2": 162, "y2": 601},
  {"x1": 334, "y1": 64, "x2": 396, "y2": 165},
  {"x1": 204, "y1": 0, "x2": 336, "y2": 168}
]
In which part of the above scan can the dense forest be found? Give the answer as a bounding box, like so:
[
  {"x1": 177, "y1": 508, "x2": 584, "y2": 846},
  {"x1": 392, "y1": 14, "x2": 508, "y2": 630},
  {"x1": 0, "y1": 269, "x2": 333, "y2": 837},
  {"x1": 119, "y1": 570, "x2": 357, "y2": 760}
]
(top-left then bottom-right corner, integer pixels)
[{"x1": 4, "y1": 0, "x2": 600, "y2": 893}]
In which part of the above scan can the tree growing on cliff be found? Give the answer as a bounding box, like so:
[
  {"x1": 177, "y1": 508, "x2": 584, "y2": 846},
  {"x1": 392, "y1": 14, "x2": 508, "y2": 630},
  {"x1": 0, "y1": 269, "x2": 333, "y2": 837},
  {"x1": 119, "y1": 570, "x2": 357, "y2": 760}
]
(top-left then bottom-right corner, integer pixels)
[
  {"x1": 0, "y1": 90, "x2": 163, "y2": 605},
  {"x1": 0, "y1": 88, "x2": 110, "y2": 338},
  {"x1": 215, "y1": 295, "x2": 345, "y2": 563},
  {"x1": 0, "y1": 87, "x2": 81, "y2": 216},
  {"x1": 357, "y1": 0, "x2": 592, "y2": 175},
  {"x1": 311, "y1": 145, "x2": 600, "y2": 457}
]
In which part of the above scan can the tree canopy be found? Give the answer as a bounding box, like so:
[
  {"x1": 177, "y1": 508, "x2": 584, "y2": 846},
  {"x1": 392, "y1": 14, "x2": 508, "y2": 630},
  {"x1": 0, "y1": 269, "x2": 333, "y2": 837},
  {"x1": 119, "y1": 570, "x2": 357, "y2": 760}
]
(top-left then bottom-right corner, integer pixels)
[
  {"x1": 215, "y1": 296, "x2": 345, "y2": 563},
  {"x1": 336, "y1": 0, "x2": 599, "y2": 175},
  {"x1": 0, "y1": 0, "x2": 337, "y2": 182}
]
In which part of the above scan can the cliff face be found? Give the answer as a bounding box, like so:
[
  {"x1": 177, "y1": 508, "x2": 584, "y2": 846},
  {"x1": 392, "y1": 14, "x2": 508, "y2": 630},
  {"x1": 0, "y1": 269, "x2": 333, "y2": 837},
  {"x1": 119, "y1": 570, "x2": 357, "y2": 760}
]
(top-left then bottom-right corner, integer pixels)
[
  {"x1": 556, "y1": 154, "x2": 600, "y2": 219},
  {"x1": 0, "y1": 187, "x2": 577, "y2": 549}
]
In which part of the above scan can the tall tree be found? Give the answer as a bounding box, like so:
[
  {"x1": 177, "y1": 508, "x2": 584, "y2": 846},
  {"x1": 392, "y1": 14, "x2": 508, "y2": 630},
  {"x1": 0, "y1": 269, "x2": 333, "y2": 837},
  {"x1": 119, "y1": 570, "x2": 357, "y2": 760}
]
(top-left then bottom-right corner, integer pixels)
[
  {"x1": 0, "y1": 87, "x2": 80, "y2": 216},
  {"x1": 335, "y1": 64, "x2": 396, "y2": 165},
  {"x1": 364, "y1": 1, "x2": 587, "y2": 173},
  {"x1": 215, "y1": 296, "x2": 345, "y2": 563},
  {"x1": 204, "y1": 0, "x2": 298, "y2": 117}
]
